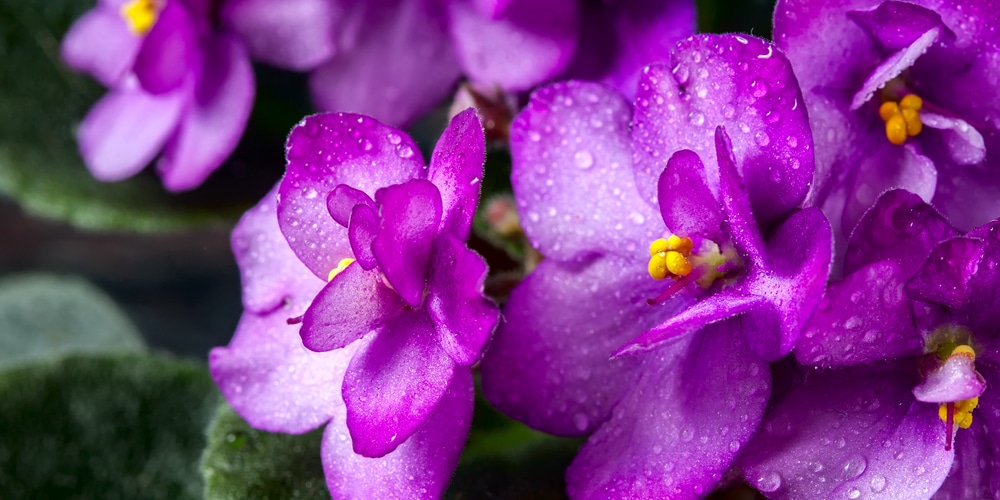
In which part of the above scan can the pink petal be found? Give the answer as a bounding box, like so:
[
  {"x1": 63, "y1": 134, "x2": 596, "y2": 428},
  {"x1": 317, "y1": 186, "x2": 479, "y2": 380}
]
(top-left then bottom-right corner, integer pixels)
[{"x1": 61, "y1": 7, "x2": 140, "y2": 87}]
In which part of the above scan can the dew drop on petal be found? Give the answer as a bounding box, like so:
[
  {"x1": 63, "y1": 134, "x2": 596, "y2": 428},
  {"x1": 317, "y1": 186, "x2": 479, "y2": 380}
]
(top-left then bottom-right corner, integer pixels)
[
  {"x1": 757, "y1": 471, "x2": 782, "y2": 493},
  {"x1": 574, "y1": 150, "x2": 594, "y2": 169}
]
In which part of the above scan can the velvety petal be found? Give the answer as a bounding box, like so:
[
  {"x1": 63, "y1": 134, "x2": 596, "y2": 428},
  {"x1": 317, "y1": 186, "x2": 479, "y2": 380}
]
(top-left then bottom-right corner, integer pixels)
[
  {"x1": 845, "y1": 189, "x2": 957, "y2": 276},
  {"x1": 567, "y1": 322, "x2": 770, "y2": 499},
  {"x1": 449, "y1": 0, "x2": 577, "y2": 91},
  {"x1": 77, "y1": 82, "x2": 185, "y2": 182},
  {"x1": 221, "y1": 0, "x2": 335, "y2": 71},
  {"x1": 347, "y1": 204, "x2": 378, "y2": 270},
  {"x1": 657, "y1": 149, "x2": 724, "y2": 241},
  {"x1": 561, "y1": 0, "x2": 695, "y2": 97},
  {"x1": 906, "y1": 237, "x2": 985, "y2": 310},
  {"x1": 510, "y1": 81, "x2": 661, "y2": 262},
  {"x1": 740, "y1": 363, "x2": 953, "y2": 500},
  {"x1": 913, "y1": 353, "x2": 986, "y2": 403},
  {"x1": 741, "y1": 207, "x2": 833, "y2": 361},
  {"x1": 847, "y1": 1, "x2": 954, "y2": 53},
  {"x1": 426, "y1": 234, "x2": 497, "y2": 367},
  {"x1": 797, "y1": 261, "x2": 922, "y2": 367},
  {"x1": 308, "y1": 0, "x2": 460, "y2": 127},
  {"x1": 715, "y1": 128, "x2": 765, "y2": 264},
  {"x1": 427, "y1": 108, "x2": 485, "y2": 241},
  {"x1": 323, "y1": 369, "x2": 473, "y2": 500},
  {"x1": 158, "y1": 33, "x2": 254, "y2": 191},
  {"x1": 132, "y1": 0, "x2": 197, "y2": 94},
  {"x1": 327, "y1": 184, "x2": 375, "y2": 227},
  {"x1": 932, "y1": 159, "x2": 1000, "y2": 233},
  {"x1": 481, "y1": 256, "x2": 688, "y2": 436},
  {"x1": 231, "y1": 184, "x2": 310, "y2": 314},
  {"x1": 300, "y1": 264, "x2": 405, "y2": 352},
  {"x1": 210, "y1": 307, "x2": 351, "y2": 434},
  {"x1": 631, "y1": 35, "x2": 814, "y2": 227},
  {"x1": 279, "y1": 112, "x2": 424, "y2": 280},
  {"x1": 849, "y1": 28, "x2": 941, "y2": 110},
  {"x1": 342, "y1": 312, "x2": 456, "y2": 457},
  {"x1": 921, "y1": 112, "x2": 986, "y2": 165},
  {"x1": 371, "y1": 179, "x2": 442, "y2": 307},
  {"x1": 61, "y1": 7, "x2": 140, "y2": 86},
  {"x1": 613, "y1": 291, "x2": 765, "y2": 357},
  {"x1": 966, "y1": 220, "x2": 1000, "y2": 339},
  {"x1": 470, "y1": 0, "x2": 513, "y2": 18}
]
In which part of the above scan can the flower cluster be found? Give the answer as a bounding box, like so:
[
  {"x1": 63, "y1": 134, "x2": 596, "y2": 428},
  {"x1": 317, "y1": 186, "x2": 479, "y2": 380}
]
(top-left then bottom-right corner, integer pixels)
[{"x1": 199, "y1": 0, "x2": 1000, "y2": 498}]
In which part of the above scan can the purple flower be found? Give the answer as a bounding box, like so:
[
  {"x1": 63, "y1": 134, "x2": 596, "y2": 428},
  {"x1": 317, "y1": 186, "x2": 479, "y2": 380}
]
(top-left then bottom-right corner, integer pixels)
[
  {"x1": 62, "y1": 0, "x2": 262, "y2": 191},
  {"x1": 773, "y1": 0, "x2": 1000, "y2": 250},
  {"x1": 740, "y1": 189, "x2": 1000, "y2": 499},
  {"x1": 480, "y1": 34, "x2": 832, "y2": 498},
  {"x1": 210, "y1": 109, "x2": 498, "y2": 498},
  {"x1": 262, "y1": 0, "x2": 694, "y2": 127}
]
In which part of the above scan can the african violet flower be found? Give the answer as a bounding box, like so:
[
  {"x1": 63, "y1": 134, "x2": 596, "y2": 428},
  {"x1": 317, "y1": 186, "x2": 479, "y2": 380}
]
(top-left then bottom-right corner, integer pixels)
[
  {"x1": 210, "y1": 108, "x2": 498, "y2": 498},
  {"x1": 480, "y1": 34, "x2": 832, "y2": 498},
  {"x1": 273, "y1": 0, "x2": 694, "y2": 127},
  {"x1": 774, "y1": 0, "x2": 1000, "y2": 248},
  {"x1": 740, "y1": 189, "x2": 1000, "y2": 500}
]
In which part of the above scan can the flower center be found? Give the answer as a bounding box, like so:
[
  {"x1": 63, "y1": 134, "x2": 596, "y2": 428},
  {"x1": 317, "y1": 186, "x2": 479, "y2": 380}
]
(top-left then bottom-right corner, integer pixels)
[
  {"x1": 120, "y1": 0, "x2": 163, "y2": 36},
  {"x1": 935, "y1": 344, "x2": 980, "y2": 451},
  {"x1": 645, "y1": 235, "x2": 739, "y2": 304},
  {"x1": 878, "y1": 93, "x2": 923, "y2": 146}
]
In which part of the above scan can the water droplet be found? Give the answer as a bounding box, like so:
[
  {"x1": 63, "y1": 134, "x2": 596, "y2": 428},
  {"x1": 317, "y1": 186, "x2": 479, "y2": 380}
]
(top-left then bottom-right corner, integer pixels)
[
  {"x1": 397, "y1": 145, "x2": 414, "y2": 158},
  {"x1": 755, "y1": 131, "x2": 771, "y2": 146},
  {"x1": 573, "y1": 413, "x2": 589, "y2": 431},
  {"x1": 689, "y1": 112, "x2": 706, "y2": 126},
  {"x1": 841, "y1": 454, "x2": 867, "y2": 480},
  {"x1": 751, "y1": 79, "x2": 769, "y2": 98},
  {"x1": 786, "y1": 135, "x2": 799, "y2": 148},
  {"x1": 528, "y1": 131, "x2": 541, "y2": 141},
  {"x1": 303, "y1": 188, "x2": 318, "y2": 199},
  {"x1": 387, "y1": 133, "x2": 402, "y2": 145},
  {"x1": 870, "y1": 474, "x2": 887, "y2": 493},
  {"x1": 846, "y1": 487, "x2": 861, "y2": 499},
  {"x1": 574, "y1": 150, "x2": 594, "y2": 169},
  {"x1": 757, "y1": 471, "x2": 782, "y2": 493}
]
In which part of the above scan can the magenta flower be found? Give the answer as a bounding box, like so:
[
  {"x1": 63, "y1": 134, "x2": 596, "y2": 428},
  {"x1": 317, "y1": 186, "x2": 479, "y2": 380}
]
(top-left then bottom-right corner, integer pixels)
[
  {"x1": 210, "y1": 109, "x2": 498, "y2": 498},
  {"x1": 272, "y1": 0, "x2": 694, "y2": 127},
  {"x1": 480, "y1": 34, "x2": 832, "y2": 498},
  {"x1": 774, "y1": 0, "x2": 1000, "y2": 249},
  {"x1": 741, "y1": 189, "x2": 1000, "y2": 499}
]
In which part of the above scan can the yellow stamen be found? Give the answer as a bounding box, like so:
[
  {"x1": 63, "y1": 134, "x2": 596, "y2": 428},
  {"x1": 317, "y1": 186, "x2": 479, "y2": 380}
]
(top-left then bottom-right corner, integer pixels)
[
  {"x1": 664, "y1": 251, "x2": 693, "y2": 276},
  {"x1": 951, "y1": 344, "x2": 976, "y2": 360},
  {"x1": 664, "y1": 234, "x2": 694, "y2": 255},
  {"x1": 939, "y1": 397, "x2": 979, "y2": 429},
  {"x1": 647, "y1": 236, "x2": 694, "y2": 280},
  {"x1": 879, "y1": 93, "x2": 924, "y2": 145},
  {"x1": 327, "y1": 258, "x2": 355, "y2": 281},
  {"x1": 121, "y1": 0, "x2": 161, "y2": 36},
  {"x1": 648, "y1": 253, "x2": 669, "y2": 280}
]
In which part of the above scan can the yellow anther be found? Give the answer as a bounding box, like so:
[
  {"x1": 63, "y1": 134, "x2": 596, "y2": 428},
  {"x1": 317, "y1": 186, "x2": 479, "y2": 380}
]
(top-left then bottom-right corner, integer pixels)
[
  {"x1": 885, "y1": 114, "x2": 908, "y2": 146},
  {"x1": 951, "y1": 344, "x2": 977, "y2": 360},
  {"x1": 939, "y1": 397, "x2": 979, "y2": 429},
  {"x1": 900, "y1": 94, "x2": 923, "y2": 111},
  {"x1": 664, "y1": 251, "x2": 693, "y2": 276},
  {"x1": 648, "y1": 236, "x2": 694, "y2": 280},
  {"x1": 121, "y1": 0, "x2": 161, "y2": 35},
  {"x1": 327, "y1": 258, "x2": 355, "y2": 281},
  {"x1": 901, "y1": 108, "x2": 922, "y2": 136},
  {"x1": 879, "y1": 101, "x2": 900, "y2": 121},
  {"x1": 650, "y1": 238, "x2": 670, "y2": 256},
  {"x1": 664, "y1": 234, "x2": 694, "y2": 255},
  {"x1": 648, "y1": 254, "x2": 669, "y2": 280}
]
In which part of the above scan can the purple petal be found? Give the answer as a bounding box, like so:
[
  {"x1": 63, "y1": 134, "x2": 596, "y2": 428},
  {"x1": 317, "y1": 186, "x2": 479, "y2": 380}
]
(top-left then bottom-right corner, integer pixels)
[
  {"x1": 932, "y1": 160, "x2": 1000, "y2": 233},
  {"x1": 740, "y1": 363, "x2": 953, "y2": 499},
  {"x1": 77, "y1": 81, "x2": 185, "y2": 182},
  {"x1": 278, "y1": 112, "x2": 424, "y2": 280},
  {"x1": 921, "y1": 112, "x2": 987, "y2": 166},
  {"x1": 300, "y1": 263, "x2": 406, "y2": 352},
  {"x1": 567, "y1": 323, "x2": 769, "y2": 499},
  {"x1": 913, "y1": 353, "x2": 986, "y2": 404},
  {"x1": 613, "y1": 291, "x2": 765, "y2": 357},
  {"x1": 221, "y1": 0, "x2": 335, "y2": 71},
  {"x1": 308, "y1": 0, "x2": 460, "y2": 127},
  {"x1": 323, "y1": 369, "x2": 473, "y2": 499},
  {"x1": 347, "y1": 204, "x2": 379, "y2": 270},
  {"x1": 657, "y1": 149, "x2": 724, "y2": 241},
  {"x1": 469, "y1": 0, "x2": 513, "y2": 18},
  {"x1": 510, "y1": 81, "x2": 661, "y2": 262},
  {"x1": 158, "y1": 33, "x2": 254, "y2": 192},
  {"x1": 631, "y1": 34, "x2": 814, "y2": 227},
  {"x1": 210, "y1": 307, "x2": 351, "y2": 434},
  {"x1": 562, "y1": 0, "x2": 695, "y2": 98},
  {"x1": 797, "y1": 261, "x2": 922, "y2": 367},
  {"x1": 849, "y1": 28, "x2": 941, "y2": 110},
  {"x1": 846, "y1": 189, "x2": 957, "y2": 276},
  {"x1": 933, "y1": 362, "x2": 1000, "y2": 499},
  {"x1": 847, "y1": 1, "x2": 954, "y2": 53},
  {"x1": 326, "y1": 184, "x2": 375, "y2": 228},
  {"x1": 906, "y1": 237, "x2": 986, "y2": 310},
  {"x1": 342, "y1": 312, "x2": 456, "y2": 457},
  {"x1": 715, "y1": 128, "x2": 765, "y2": 264},
  {"x1": 427, "y1": 108, "x2": 485, "y2": 241},
  {"x1": 426, "y1": 234, "x2": 497, "y2": 366},
  {"x1": 61, "y1": 7, "x2": 140, "y2": 86},
  {"x1": 132, "y1": 0, "x2": 196, "y2": 94},
  {"x1": 741, "y1": 207, "x2": 833, "y2": 360},
  {"x1": 480, "y1": 257, "x2": 689, "y2": 437},
  {"x1": 449, "y1": 0, "x2": 578, "y2": 91},
  {"x1": 966, "y1": 221, "x2": 1000, "y2": 338},
  {"x1": 231, "y1": 184, "x2": 311, "y2": 314},
  {"x1": 371, "y1": 179, "x2": 442, "y2": 307}
]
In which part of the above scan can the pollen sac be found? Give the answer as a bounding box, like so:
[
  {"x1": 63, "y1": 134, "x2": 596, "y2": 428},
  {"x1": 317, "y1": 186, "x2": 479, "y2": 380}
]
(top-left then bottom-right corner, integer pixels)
[
  {"x1": 879, "y1": 94, "x2": 923, "y2": 146},
  {"x1": 327, "y1": 258, "x2": 356, "y2": 281},
  {"x1": 648, "y1": 236, "x2": 694, "y2": 281},
  {"x1": 121, "y1": 0, "x2": 161, "y2": 36}
]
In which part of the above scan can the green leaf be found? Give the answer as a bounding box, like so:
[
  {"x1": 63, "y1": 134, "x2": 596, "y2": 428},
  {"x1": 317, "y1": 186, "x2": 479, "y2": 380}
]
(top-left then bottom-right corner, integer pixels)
[
  {"x1": 0, "y1": 273, "x2": 144, "y2": 368},
  {"x1": 201, "y1": 403, "x2": 328, "y2": 500},
  {"x1": 0, "y1": 0, "x2": 282, "y2": 232},
  {"x1": 0, "y1": 353, "x2": 221, "y2": 498}
]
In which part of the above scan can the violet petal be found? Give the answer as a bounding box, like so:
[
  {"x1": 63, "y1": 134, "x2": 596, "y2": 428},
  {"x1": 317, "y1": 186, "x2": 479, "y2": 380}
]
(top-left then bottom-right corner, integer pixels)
[
  {"x1": 913, "y1": 354, "x2": 987, "y2": 404},
  {"x1": 60, "y1": 6, "x2": 140, "y2": 86},
  {"x1": 906, "y1": 237, "x2": 986, "y2": 310},
  {"x1": 657, "y1": 149, "x2": 725, "y2": 242},
  {"x1": 327, "y1": 184, "x2": 375, "y2": 228},
  {"x1": 427, "y1": 108, "x2": 486, "y2": 241},
  {"x1": 221, "y1": 0, "x2": 335, "y2": 71},
  {"x1": 132, "y1": 0, "x2": 196, "y2": 95},
  {"x1": 347, "y1": 204, "x2": 379, "y2": 270}
]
